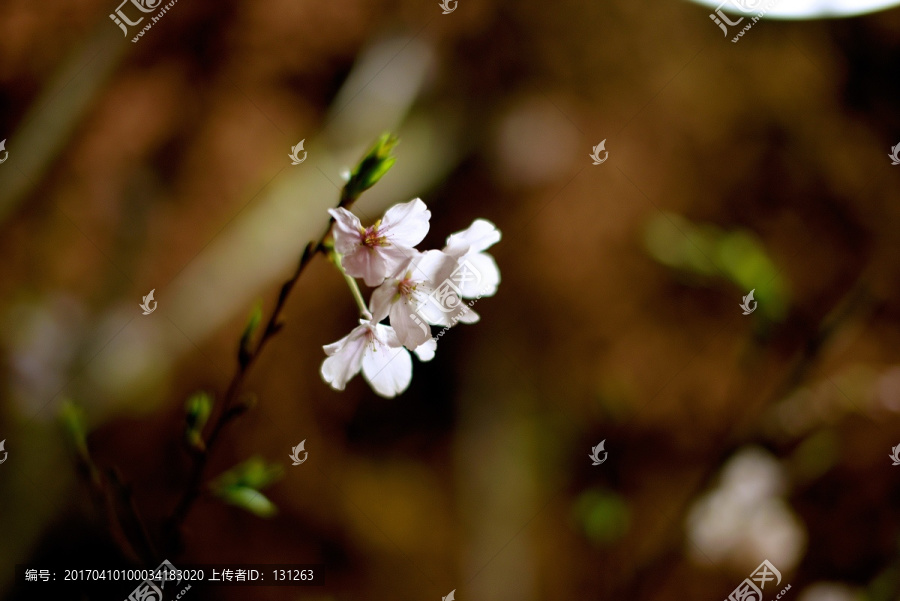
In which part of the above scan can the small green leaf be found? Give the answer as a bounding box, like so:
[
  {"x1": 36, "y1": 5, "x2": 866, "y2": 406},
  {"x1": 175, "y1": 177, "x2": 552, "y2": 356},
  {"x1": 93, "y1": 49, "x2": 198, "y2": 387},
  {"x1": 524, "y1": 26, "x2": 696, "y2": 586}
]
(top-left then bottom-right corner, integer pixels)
[
  {"x1": 210, "y1": 457, "x2": 283, "y2": 518},
  {"x1": 217, "y1": 486, "x2": 278, "y2": 518},
  {"x1": 59, "y1": 399, "x2": 89, "y2": 461},
  {"x1": 211, "y1": 456, "x2": 283, "y2": 492}
]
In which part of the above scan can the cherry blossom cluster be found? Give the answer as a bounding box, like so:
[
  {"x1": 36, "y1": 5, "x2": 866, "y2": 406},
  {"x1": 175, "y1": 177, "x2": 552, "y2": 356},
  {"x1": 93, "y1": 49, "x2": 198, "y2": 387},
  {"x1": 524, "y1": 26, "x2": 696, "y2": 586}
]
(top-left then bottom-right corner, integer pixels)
[{"x1": 320, "y1": 198, "x2": 500, "y2": 397}]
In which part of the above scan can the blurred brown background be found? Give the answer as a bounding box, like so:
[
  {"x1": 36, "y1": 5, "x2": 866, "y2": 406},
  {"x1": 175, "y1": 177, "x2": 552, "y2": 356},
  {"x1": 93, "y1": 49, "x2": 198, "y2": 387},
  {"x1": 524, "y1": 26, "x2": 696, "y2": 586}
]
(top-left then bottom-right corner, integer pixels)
[{"x1": 2, "y1": 0, "x2": 900, "y2": 600}]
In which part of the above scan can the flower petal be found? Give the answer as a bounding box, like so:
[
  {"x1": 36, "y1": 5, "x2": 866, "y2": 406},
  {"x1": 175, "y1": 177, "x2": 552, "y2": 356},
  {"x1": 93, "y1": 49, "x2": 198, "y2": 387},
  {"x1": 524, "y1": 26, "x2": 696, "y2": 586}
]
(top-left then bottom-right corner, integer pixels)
[
  {"x1": 390, "y1": 297, "x2": 433, "y2": 350},
  {"x1": 377, "y1": 323, "x2": 402, "y2": 347},
  {"x1": 455, "y1": 304, "x2": 480, "y2": 324},
  {"x1": 445, "y1": 218, "x2": 501, "y2": 257},
  {"x1": 361, "y1": 336, "x2": 412, "y2": 397},
  {"x1": 328, "y1": 208, "x2": 363, "y2": 255},
  {"x1": 379, "y1": 198, "x2": 431, "y2": 247},
  {"x1": 369, "y1": 276, "x2": 400, "y2": 322},
  {"x1": 342, "y1": 247, "x2": 388, "y2": 287},
  {"x1": 320, "y1": 325, "x2": 369, "y2": 390},
  {"x1": 379, "y1": 245, "x2": 418, "y2": 281},
  {"x1": 455, "y1": 253, "x2": 500, "y2": 298},
  {"x1": 415, "y1": 293, "x2": 459, "y2": 327},
  {"x1": 411, "y1": 252, "x2": 468, "y2": 326},
  {"x1": 412, "y1": 337, "x2": 437, "y2": 361},
  {"x1": 411, "y1": 249, "x2": 458, "y2": 284}
]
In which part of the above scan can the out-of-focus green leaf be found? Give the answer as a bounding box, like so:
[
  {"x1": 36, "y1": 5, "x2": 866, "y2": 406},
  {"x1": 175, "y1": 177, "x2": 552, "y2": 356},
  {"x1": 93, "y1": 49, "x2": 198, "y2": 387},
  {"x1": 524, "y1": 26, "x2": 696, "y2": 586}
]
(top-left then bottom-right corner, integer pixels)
[
  {"x1": 789, "y1": 429, "x2": 839, "y2": 483},
  {"x1": 210, "y1": 456, "x2": 283, "y2": 518},
  {"x1": 642, "y1": 212, "x2": 790, "y2": 321},
  {"x1": 211, "y1": 456, "x2": 283, "y2": 491},
  {"x1": 216, "y1": 486, "x2": 278, "y2": 518},
  {"x1": 184, "y1": 391, "x2": 213, "y2": 451},
  {"x1": 573, "y1": 488, "x2": 630, "y2": 545},
  {"x1": 866, "y1": 564, "x2": 899, "y2": 601},
  {"x1": 59, "y1": 399, "x2": 89, "y2": 461}
]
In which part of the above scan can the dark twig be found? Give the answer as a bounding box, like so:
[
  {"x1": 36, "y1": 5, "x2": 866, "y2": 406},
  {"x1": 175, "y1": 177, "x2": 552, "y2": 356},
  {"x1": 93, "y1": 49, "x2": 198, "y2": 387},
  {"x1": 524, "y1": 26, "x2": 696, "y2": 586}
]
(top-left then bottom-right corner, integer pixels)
[
  {"x1": 163, "y1": 133, "x2": 397, "y2": 550},
  {"x1": 165, "y1": 235, "x2": 328, "y2": 543}
]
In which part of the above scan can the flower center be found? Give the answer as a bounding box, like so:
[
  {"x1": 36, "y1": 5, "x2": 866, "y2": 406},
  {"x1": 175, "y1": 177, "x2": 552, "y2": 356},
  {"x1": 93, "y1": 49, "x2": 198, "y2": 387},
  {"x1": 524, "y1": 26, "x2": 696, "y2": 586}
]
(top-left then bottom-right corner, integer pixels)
[
  {"x1": 398, "y1": 279, "x2": 415, "y2": 297},
  {"x1": 364, "y1": 327, "x2": 379, "y2": 351},
  {"x1": 396, "y1": 271, "x2": 418, "y2": 300},
  {"x1": 360, "y1": 220, "x2": 388, "y2": 249}
]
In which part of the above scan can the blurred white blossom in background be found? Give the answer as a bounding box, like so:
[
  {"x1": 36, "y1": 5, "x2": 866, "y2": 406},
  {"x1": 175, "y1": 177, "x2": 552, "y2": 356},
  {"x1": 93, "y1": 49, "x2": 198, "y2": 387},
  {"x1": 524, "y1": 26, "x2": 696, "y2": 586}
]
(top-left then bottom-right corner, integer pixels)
[
  {"x1": 686, "y1": 0, "x2": 900, "y2": 19},
  {"x1": 686, "y1": 446, "x2": 806, "y2": 570}
]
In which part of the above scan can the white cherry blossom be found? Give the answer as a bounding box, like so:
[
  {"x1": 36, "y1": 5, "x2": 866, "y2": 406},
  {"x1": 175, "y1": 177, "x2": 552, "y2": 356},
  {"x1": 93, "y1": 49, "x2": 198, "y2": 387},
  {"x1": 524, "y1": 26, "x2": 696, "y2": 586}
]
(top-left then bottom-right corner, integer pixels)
[
  {"x1": 443, "y1": 218, "x2": 501, "y2": 298},
  {"x1": 320, "y1": 320, "x2": 435, "y2": 398},
  {"x1": 329, "y1": 198, "x2": 431, "y2": 287},
  {"x1": 369, "y1": 250, "x2": 465, "y2": 350}
]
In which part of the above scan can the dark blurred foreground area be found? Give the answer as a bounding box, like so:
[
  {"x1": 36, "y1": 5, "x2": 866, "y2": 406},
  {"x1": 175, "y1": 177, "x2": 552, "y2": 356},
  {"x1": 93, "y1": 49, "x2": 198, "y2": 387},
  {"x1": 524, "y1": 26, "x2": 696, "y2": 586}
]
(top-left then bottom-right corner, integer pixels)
[{"x1": 2, "y1": 0, "x2": 900, "y2": 600}]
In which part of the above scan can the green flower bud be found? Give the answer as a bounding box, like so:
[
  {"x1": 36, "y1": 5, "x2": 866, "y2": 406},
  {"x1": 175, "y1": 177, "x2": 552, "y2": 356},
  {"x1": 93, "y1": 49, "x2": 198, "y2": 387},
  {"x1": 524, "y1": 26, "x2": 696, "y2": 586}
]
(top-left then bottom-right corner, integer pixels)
[
  {"x1": 238, "y1": 302, "x2": 264, "y2": 368},
  {"x1": 340, "y1": 133, "x2": 399, "y2": 207},
  {"x1": 184, "y1": 391, "x2": 213, "y2": 451}
]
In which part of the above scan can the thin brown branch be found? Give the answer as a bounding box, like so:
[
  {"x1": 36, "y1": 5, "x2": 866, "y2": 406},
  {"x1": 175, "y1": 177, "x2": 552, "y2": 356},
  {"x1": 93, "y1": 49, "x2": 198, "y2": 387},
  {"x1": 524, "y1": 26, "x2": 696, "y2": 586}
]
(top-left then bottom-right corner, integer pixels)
[{"x1": 163, "y1": 220, "x2": 335, "y2": 549}]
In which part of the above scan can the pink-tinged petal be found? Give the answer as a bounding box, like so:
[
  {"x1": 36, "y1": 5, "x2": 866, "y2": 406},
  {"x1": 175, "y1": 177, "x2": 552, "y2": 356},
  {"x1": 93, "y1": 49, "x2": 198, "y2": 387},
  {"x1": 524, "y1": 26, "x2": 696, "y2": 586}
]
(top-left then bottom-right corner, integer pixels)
[
  {"x1": 378, "y1": 323, "x2": 403, "y2": 347},
  {"x1": 320, "y1": 325, "x2": 369, "y2": 390},
  {"x1": 390, "y1": 298, "x2": 432, "y2": 350},
  {"x1": 455, "y1": 253, "x2": 500, "y2": 298},
  {"x1": 369, "y1": 278, "x2": 400, "y2": 322},
  {"x1": 342, "y1": 247, "x2": 388, "y2": 287},
  {"x1": 410, "y1": 251, "x2": 467, "y2": 325},
  {"x1": 361, "y1": 338, "x2": 412, "y2": 398},
  {"x1": 445, "y1": 219, "x2": 501, "y2": 256},
  {"x1": 412, "y1": 338, "x2": 437, "y2": 361},
  {"x1": 379, "y1": 245, "x2": 418, "y2": 280},
  {"x1": 410, "y1": 250, "x2": 458, "y2": 285},
  {"x1": 442, "y1": 238, "x2": 470, "y2": 259},
  {"x1": 322, "y1": 331, "x2": 351, "y2": 357},
  {"x1": 379, "y1": 198, "x2": 431, "y2": 247},
  {"x1": 414, "y1": 293, "x2": 456, "y2": 327},
  {"x1": 328, "y1": 208, "x2": 363, "y2": 255}
]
